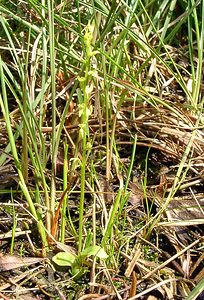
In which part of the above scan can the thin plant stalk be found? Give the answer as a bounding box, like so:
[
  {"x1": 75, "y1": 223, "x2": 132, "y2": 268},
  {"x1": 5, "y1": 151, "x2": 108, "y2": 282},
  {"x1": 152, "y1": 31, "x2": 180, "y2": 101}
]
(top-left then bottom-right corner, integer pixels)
[
  {"x1": 48, "y1": 0, "x2": 57, "y2": 232},
  {"x1": 189, "y1": 0, "x2": 204, "y2": 108},
  {"x1": 77, "y1": 22, "x2": 97, "y2": 253},
  {"x1": 119, "y1": 134, "x2": 137, "y2": 214},
  {"x1": 39, "y1": 0, "x2": 48, "y2": 132},
  {"x1": 102, "y1": 188, "x2": 122, "y2": 247},
  {"x1": 102, "y1": 52, "x2": 111, "y2": 181},
  {"x1": 60, "y1": 143, "x2": 69, "y2": 243},
  {"x1": 0, "y1": 56, "x2": 48, "y2": 250},
  {"x1": 10, "y1": 194, "x2": 17, "y2": 255},
  {"x1": 21, "y1": 29, "x2": 31, "y2": 184}
]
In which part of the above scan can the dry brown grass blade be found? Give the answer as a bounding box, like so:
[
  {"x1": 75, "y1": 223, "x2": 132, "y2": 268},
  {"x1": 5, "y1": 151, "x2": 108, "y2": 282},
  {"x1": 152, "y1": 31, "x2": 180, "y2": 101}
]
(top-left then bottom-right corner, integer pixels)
[
  {"x1": 142, "y1": 238, "x2": 201, "y2": 281},
  {"x1": 189, "y1": 251, "x2": 204, "y2": 278},
  {"x1": 0, "y1": 255, "x2": 45, "y2": 271},
  {"x1": 0, "y1": 266, "x2": 43, "y2": 291},
  {"x1": 128, "y1": 278, "x2": 179, "y2": 300},
  {"x1": 77, "y1": 294, "x2": 101, "y2": 300},
  {"x1": 125, "y1": 248, "x2": 141, "y2": 278},
  {"x1": 162, "y1": 196, "x2": 204, "y2": 223},
  {"x1": 0, "y1": 292, "x2": 14, "y2": 300},
  {"x1": 129, "y1": 271, "x2": 137, "y2": 298},
  {"x1": 0, "y1": 230, "x2": 31, "y2": 239},
  {"x1": 116, "y1": 103, "x2": 204, "y2": 161},
  {"x1": 194, "y1": 267, "x2": 204, "y2": 284}
]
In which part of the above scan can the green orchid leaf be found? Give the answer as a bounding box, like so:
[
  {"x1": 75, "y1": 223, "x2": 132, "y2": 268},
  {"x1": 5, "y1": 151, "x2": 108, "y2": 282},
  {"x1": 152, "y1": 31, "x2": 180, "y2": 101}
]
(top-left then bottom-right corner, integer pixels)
[
  {"x1": 52, "y1": 252, "x2": 76, "y2": 267},
  {"x1": 81, "y1": 245, "x2": 108, "y2": 259}
]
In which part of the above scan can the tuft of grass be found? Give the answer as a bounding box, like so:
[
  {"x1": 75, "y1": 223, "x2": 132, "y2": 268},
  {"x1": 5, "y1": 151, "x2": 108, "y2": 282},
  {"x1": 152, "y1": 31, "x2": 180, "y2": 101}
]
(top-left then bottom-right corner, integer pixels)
[{"x1": 0, "y1": 0, "x2": 204, "y2": 299}]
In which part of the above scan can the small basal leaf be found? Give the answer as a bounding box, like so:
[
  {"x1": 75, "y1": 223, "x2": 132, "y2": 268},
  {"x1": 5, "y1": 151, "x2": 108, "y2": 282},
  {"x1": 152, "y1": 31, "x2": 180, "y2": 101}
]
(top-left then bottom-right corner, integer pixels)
[
  {"x1": 52, "y1": 252, "x2": 76, "y2": 267},
  {"x1": 81, "y1": 245, "x2": 108, "y2": 259}
]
